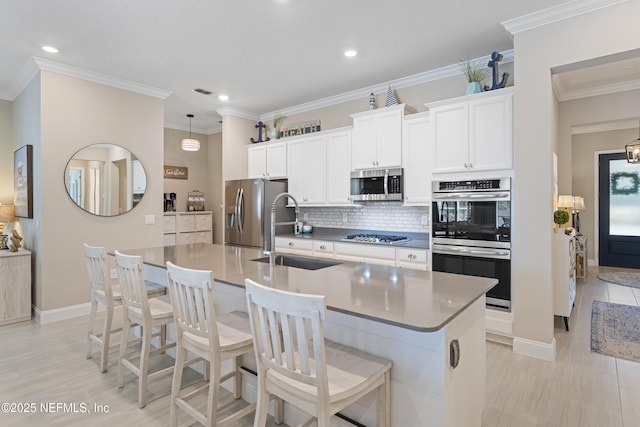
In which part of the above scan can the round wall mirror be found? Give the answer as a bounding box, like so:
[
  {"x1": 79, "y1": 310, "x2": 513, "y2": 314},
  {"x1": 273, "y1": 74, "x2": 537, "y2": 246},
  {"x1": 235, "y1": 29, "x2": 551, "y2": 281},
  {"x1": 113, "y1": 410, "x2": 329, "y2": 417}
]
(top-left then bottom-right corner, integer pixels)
[{"x1": 64, "y1": 144, "x2": 146, "y2": 216}]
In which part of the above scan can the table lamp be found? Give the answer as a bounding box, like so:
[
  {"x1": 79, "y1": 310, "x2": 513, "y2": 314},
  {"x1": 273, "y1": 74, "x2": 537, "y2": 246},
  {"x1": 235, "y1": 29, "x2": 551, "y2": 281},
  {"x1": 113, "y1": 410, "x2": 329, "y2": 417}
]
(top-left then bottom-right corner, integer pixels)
[
  {"x1": 0, "y1": 204, "x2": 16, "y2": 250},
  {"x1": 572, "y1": 196, "x2": 586, "y2": 234}
]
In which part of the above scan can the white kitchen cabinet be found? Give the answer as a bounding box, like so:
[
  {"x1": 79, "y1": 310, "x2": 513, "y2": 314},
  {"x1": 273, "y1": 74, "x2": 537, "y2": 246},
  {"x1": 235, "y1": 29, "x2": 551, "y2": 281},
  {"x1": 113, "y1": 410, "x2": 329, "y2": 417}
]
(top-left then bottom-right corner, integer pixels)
[
  {"x1": 333, "y1": 242, "x2": 396, "y2": 266},
  {"x1": 286, "y1": 128, "x2": 352, "y2": 207},
  {"x1": 396, "y1": 247, "x2": 429, "y2": 271},
  {"x1": 351, "y1": 104, "x2": 405, "y2": 170},
  {"x1": 402, "y1": 112, "x2": 432, "y2": 205},
  {"x1": 275, "y1": 237, "x2": 313, "y2": 256},
  {"x1": 428, "y1": 88, "x2": 513, "y2": 174},
  {"x1": 287, "y1": 135, "x2": 326, "y2": 205},
  {"x1": 312, "y1": 240, "x2": 335, "y2": 259},
  {"x1": 164, "y1": 212, "x2": 212, "y2": 246},
  {"x1": 247, "y1": 141, "x2": 287, "y2": 179},
  {"x1": 553, "y1": 232, "x2": 576, "y2": 331},
  {"x1": 325, "y1": 130, "x2": 352, "y2": 205}
]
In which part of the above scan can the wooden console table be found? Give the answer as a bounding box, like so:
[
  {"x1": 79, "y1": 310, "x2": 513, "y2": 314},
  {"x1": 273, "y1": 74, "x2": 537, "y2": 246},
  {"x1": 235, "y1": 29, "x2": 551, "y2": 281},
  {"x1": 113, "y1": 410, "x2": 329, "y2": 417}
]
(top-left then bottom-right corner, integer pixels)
[{"x1": 0, "y1": 249, "x2": 32, "y2": 325}]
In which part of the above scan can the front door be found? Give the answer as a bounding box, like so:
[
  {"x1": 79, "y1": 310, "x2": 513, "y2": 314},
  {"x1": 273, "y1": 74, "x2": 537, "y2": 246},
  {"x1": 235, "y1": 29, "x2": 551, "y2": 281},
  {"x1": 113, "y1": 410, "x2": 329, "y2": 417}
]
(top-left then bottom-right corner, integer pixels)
[{"x1": 598, "y1": 152, "x2": 640, "y2": 267}]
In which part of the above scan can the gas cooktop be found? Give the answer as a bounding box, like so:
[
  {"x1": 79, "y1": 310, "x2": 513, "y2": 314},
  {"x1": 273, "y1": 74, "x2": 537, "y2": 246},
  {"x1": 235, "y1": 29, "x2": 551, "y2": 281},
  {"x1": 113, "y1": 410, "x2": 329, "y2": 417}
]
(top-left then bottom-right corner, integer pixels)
[{"x1": 342, "y1": 233, "x2": 410, "y2": 245}]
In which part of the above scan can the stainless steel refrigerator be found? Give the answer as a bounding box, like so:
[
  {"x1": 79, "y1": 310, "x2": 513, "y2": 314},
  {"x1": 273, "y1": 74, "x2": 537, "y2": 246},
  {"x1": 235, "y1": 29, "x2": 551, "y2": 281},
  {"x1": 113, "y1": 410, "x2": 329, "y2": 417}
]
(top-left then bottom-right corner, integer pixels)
[{"x1": 224, "y1": 179, "x2": 293, "y2": 250}]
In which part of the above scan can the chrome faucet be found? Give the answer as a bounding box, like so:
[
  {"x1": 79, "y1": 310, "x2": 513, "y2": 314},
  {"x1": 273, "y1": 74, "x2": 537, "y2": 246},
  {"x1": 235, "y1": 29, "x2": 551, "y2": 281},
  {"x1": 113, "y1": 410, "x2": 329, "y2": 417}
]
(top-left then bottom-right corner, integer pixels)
[{"x1": 265, "y1": 192, "x2": 300, "y2": 263}]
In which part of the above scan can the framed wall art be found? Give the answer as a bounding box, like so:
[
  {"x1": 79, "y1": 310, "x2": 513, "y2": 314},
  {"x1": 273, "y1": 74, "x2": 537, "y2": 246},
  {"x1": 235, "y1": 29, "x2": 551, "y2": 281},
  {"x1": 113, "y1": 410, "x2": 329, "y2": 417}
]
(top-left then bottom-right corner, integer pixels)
[{"x1": 14, "y1": 145, "x2": 33, "y2": 218}]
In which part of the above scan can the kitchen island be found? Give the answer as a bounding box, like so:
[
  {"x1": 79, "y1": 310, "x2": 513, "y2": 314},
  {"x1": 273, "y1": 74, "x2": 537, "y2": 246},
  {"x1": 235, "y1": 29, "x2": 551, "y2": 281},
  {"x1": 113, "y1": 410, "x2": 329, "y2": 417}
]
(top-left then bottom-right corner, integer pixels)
[{"x1": 121, "y1": 243, "x2": 496, "y2": 427}]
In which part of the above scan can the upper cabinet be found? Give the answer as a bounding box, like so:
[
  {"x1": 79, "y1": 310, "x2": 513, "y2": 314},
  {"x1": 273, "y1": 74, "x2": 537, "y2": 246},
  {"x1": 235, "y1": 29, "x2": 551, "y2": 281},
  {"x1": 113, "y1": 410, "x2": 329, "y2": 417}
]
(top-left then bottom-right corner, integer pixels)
[
  {"x1": 427, "y1": 88, "x2": 513, "y2": 174},
  {"x1": 247, "y1": 141, "x2": 287, "y2": 179},
  {"x1": 350, "y1": 104, "x2": 406, "y2": 170},
  {"x1": 287, "y1": 128, "x2": 352, "y2": 206},
  {"x1": 402, "y1": 112, "x2": 432, "y2": 205}
]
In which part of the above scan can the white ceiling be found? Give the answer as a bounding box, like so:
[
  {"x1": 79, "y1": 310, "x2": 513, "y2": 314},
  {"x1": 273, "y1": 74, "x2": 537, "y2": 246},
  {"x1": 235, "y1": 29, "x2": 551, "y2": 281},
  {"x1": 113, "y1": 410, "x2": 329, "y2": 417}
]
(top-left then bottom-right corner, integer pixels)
[{"x1": 1, "y1": 0, "x2": 634, "y2": 134}]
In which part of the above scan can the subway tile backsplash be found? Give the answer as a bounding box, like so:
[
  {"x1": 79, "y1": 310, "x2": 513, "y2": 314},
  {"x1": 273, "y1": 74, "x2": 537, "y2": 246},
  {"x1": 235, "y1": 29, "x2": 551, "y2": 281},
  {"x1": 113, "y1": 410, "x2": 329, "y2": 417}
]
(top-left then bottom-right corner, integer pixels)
[{"x1": 300, "y1": 203, "x2": 430, "y2": 233}]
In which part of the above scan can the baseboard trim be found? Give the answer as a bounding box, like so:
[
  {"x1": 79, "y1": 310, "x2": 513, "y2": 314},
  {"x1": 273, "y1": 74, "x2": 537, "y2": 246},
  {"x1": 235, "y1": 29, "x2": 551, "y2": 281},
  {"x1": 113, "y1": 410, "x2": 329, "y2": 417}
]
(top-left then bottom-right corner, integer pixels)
[
  {"x1": 33, "y1": 302, "x2": 98, "y2": 324},
  {"x1": 513, "y1": 336, "x2": 557, "y2": 361},
  {"x1": 486, "y1": 308, "x2": 514, "y2": 337}
]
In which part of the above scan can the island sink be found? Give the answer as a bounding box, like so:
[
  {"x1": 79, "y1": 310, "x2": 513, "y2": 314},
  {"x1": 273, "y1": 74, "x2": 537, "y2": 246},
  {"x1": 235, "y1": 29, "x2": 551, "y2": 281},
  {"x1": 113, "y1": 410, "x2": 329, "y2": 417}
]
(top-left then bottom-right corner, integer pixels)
[{"x1": 251, "y1": 255, "x2": 341, "y2": 270}]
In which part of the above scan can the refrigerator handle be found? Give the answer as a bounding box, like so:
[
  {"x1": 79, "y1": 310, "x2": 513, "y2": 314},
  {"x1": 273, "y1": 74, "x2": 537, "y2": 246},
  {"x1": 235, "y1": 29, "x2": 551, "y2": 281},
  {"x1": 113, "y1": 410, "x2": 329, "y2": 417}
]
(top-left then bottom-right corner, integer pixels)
[
  {"x1": 234, "y1": 188, "x2": 241, "y2": 232},
  {"x1": 238, "y1": 187, "x2": 244, "y2": 234}
]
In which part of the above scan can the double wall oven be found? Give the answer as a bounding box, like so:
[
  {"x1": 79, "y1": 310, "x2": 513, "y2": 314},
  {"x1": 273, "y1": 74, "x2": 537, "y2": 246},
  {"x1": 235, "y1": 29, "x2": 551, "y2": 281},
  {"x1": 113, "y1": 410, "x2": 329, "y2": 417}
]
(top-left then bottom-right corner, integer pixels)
[{"x1": 431, "y1": 178, "x2": 512, "y2": 310}]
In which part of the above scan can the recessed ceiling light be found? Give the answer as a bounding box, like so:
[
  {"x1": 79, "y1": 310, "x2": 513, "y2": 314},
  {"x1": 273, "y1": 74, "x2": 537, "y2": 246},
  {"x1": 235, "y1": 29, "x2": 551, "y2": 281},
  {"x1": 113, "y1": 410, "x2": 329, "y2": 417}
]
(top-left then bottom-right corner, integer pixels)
[
  {"x1": 218, "y1": 94, "x2": 229, "y2": 101},
  {"x1": 42, "y1": 46, "x2": 59, "y2": 53},
  {"x1": 344, "y1": 50, "x2": 357, "y2": 58}
]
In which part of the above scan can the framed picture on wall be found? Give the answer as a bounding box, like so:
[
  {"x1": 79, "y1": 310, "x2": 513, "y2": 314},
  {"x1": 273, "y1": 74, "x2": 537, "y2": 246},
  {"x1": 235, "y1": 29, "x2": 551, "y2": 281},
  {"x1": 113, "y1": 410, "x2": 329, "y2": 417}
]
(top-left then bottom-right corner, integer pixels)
[{"x1": 14, "y1": 144, "x2": 33, "y2": 218}]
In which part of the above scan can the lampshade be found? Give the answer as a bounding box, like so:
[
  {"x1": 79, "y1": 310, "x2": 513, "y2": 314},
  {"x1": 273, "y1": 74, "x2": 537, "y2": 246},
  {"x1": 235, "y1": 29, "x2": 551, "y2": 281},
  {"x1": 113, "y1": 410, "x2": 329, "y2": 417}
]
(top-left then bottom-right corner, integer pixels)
[
  {"x1": 181, "y1": 138, "x2": 200, "y2": 151},
  {"x1": 557, "y1": 195, "x2": 574, "y2": 209},
  {"x1": 181, "y1": 114, "x2": 200, "y2": 152},
  {"x1": 573, "y1": 196, "x2": 586, "y2": 211},
  {"x1": 0, "y1": 204, "x2": 15, "y2": 223}
]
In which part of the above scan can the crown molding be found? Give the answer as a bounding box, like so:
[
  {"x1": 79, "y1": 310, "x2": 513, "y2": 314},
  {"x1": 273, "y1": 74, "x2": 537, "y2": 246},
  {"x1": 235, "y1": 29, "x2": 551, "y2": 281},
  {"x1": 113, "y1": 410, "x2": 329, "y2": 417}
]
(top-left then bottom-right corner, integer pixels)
[
  {"x1": 572, "y1": 118, "x2": 640, "y2": 135},
  {"x1": 8, "y1": 57, "x2": 172, "y2": 101},
  {"x1": 216, "y1": 106, "x2": 260, "y2": 121},
  {"x1": 502, "y1": 0, "x2": 630, "y2": 34},
  {"x1": 260, "y1": 50, "x2": 514, "y2": 121},
  {"x1": 553, "y1": 76, "x2": 640, "y2": 101}
]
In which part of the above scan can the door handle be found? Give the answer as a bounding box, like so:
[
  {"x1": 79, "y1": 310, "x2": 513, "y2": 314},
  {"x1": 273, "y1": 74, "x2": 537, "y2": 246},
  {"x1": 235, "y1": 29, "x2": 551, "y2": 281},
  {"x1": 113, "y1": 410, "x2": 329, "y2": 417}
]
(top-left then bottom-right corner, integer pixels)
[
  {"x1": 449, "y1": 339, "x2": 460, "y2": 369},
  {"x1": 238, "y1": 188, "x2": 244, "y2": 234}
]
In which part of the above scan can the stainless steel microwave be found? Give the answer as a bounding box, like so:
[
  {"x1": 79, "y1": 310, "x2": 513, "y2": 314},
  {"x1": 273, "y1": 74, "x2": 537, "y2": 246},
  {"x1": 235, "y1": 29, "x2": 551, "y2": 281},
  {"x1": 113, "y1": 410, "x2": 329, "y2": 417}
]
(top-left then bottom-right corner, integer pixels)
[{"x1": 350, "y1": 168, "x2": 403, "y2": 201}]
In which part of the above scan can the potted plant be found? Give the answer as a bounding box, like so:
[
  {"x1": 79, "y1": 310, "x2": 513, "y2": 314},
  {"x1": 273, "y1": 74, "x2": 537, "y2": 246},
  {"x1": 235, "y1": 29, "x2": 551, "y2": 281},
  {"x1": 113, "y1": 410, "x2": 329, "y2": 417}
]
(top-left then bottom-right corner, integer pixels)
[
  {"x1": 553, "y1": 209, "x2": 570, "y2": 233},
  {"x1": 458, "y1": 57, "x2": 490, "y2": 95}
]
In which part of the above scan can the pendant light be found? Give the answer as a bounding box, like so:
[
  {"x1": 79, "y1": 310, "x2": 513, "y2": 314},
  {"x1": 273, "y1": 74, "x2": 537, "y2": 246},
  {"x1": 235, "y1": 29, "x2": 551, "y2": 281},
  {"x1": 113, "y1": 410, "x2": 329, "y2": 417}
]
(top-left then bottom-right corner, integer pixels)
[
  {"x1": 181, "y1": 114, "x2": 200, "y2": 152},
  {"x1": 625, "y1": 119, "x2": 640, "y2": 163}
]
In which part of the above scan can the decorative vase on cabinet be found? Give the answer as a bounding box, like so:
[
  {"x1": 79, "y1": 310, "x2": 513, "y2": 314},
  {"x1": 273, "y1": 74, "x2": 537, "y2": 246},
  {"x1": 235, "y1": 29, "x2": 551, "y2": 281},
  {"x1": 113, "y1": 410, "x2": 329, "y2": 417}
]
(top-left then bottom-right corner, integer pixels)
[{"x1": 465, "y1": 82, "x2": 482, "y2": 95}]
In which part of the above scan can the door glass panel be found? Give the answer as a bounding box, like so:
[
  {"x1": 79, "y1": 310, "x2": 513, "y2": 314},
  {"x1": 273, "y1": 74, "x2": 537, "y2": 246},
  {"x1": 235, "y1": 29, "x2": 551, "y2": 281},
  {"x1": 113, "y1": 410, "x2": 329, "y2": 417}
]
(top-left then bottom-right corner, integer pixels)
[{"x1": 609, "y1": 159, "x2": 640, "y2": 236}]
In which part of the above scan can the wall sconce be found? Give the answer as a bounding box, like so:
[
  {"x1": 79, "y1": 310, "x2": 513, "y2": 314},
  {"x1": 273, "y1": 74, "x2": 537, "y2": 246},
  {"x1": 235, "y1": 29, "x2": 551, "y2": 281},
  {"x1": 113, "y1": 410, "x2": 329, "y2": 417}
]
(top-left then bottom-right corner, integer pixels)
[{"x1": 181, "y1": 114, "x2": 200, "y2": 152}]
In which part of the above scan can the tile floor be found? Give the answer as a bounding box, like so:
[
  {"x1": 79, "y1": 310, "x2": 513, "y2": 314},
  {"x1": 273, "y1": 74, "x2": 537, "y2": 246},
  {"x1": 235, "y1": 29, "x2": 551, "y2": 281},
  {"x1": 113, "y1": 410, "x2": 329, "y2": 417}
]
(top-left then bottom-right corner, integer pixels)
[{"x1": 0, "y1": 265, "x2": 639, "y2": 426}]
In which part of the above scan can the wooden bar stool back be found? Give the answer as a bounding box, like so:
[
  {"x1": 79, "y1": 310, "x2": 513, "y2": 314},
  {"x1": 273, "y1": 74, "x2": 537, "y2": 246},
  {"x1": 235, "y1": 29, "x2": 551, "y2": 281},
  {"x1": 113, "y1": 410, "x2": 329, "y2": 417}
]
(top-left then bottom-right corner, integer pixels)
[
  {"x1": 245, "y1": 278, "x2": 392, "y2": 427},
  {"x1": 84, "y1": 243, "x2": 121, "y2": 373},
  {"x1": 166, "y1": 261, "x2": 256, "y2": 427},
  {"x1": 115, "y1": 250, "x2": 175, "y2": 408}
]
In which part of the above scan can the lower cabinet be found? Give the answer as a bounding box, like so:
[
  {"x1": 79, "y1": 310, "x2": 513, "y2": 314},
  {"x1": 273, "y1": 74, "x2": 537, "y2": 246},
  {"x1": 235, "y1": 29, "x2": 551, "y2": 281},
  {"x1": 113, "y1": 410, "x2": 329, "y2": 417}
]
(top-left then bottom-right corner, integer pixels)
[
  {"x1": 275, "y1": 237, "x2": 428, "y2": 270},
  {"x1": 0, "y1": 249, "x2": 31, "y2": 325},
  {"x1": 164, "y1": 212, "x2": 212, "y2": 246},
  {"x1": 553, "y1": 232, "x2": 576, "y2": 331}
]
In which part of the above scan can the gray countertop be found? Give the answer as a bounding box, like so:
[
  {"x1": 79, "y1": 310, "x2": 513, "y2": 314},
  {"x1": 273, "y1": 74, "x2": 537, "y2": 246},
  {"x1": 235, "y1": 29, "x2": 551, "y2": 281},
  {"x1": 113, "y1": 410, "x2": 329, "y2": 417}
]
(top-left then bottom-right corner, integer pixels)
[
  {"x1": 278, "y1": 227, "x2": 430, "y2": 249},
  {"x1": 121, "y1": 243, "x2": 495, "y2": 332}
]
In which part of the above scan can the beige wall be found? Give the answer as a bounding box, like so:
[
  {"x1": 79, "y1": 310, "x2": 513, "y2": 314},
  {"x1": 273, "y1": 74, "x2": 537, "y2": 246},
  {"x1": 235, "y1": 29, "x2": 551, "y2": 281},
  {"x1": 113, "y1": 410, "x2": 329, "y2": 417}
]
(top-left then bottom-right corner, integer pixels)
[
  {"x1": 19, "y1": 70, "x2": 165, "y2": 312},
  {"x1": 208, "y1": 132, "x2": 223, "y2": 243},
  {"x1": 163, "y1": 127, "x2": 211, "y2": 212},
  {"x1": 0, "y1": 100, "x2": 13, "y2": 205},
  {"x1": 512, "y1": 0, "x2": 640, "y2": 355}
]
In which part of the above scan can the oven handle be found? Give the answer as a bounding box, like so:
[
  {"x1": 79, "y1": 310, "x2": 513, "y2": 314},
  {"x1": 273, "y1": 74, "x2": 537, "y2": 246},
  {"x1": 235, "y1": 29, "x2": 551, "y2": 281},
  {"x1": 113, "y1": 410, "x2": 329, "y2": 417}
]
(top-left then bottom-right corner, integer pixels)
[
  {"x1": 433, "y1": 244, "x2": 510, "y2": 260},
  {"x1": 433, "y1": 192, "x2": 510, "y2": 200},
  {"x1": 383, "y1": 169, "x2": 389, "y2": 197}
]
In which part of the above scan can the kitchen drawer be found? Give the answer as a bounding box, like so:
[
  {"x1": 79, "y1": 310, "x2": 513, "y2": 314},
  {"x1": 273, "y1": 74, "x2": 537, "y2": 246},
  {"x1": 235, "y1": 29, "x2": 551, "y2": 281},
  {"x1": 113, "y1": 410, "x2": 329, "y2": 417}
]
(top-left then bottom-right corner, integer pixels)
[
  {"x1": 275, "y1": 237, "x2": 313, "y2": 255},
  {"x1": 195, "y1": 213, "x2": 212, "y2": 231},
  {"x1": 312, "y1": 240, "x2": 334, "y2": 259},
  {"x1": 163, "y1": 233, "x2": 176, "y2": 246},
  {"x1": 333, "y1": 242, "x2": 396, "y2": 266},
  {"x1": 177, "y1": 232, "x2": 195, "y2": 245},
  {"x1": 178, "y1": 214, "x2": 195, "y2": 232},
  {"x1": 163, "y1": 214, "x2": 176, "y2": 233},
  {"x1": 396, "y1": 248, "x2": 428, "y2": 271},
  {"x1": 194, "y1": 231, "x2": 212, "y2": 244}
]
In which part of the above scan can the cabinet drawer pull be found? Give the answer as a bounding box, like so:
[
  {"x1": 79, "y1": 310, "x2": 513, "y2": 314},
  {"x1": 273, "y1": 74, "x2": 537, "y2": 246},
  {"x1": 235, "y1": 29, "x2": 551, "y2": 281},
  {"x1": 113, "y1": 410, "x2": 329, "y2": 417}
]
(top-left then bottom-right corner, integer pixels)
[
  {"x1": 288, "y1": 242, "x2": 294, "y2": 246},
  {"x1": 408, "y1": 253, "x2": 417, "y2": 260},
  {"x1": 449, "y1": 339, "x2": 460, "y2": 369}
]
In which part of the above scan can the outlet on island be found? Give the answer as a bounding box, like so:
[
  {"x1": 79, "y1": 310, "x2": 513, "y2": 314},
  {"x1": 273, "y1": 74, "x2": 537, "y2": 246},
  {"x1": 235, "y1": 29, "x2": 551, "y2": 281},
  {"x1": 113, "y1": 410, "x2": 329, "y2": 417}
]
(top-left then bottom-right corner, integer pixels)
[{"x1": 342, "y1": 214, "x2": 348, "y2": 223}]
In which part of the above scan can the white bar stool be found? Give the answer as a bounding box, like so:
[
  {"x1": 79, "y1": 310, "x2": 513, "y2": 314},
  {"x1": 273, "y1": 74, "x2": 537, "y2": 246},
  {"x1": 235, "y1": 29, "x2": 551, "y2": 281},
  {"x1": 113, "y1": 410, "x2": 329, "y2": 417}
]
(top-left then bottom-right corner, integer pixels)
[
  {"x1": 84, "y1": 243, "x2": 164, "y2": 373},
  {"x1": 245, "y1": 278, "x2": 392, "y2": 427},
  {"x1": 166, "y1": 261, "x2": 257, "y2": 427},
  {"x1": 115, "y1": 250, "x2": 176, "y2": 408}
]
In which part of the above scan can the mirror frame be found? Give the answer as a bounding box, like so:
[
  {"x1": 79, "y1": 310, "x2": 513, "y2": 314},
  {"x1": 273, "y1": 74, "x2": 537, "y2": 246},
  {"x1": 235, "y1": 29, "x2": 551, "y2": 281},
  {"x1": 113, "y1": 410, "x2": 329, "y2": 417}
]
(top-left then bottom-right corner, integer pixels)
[{"x1": 63, "y1": 143, "x2": 146, "y2": 217}]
